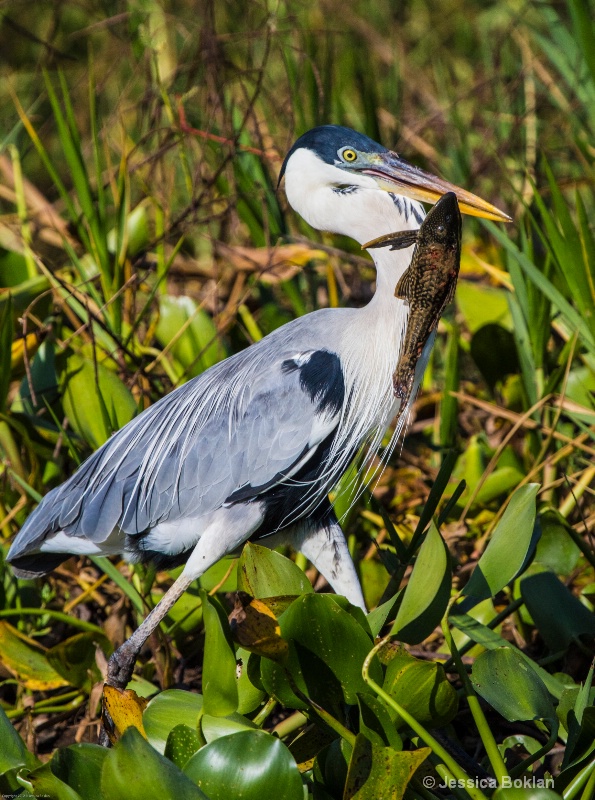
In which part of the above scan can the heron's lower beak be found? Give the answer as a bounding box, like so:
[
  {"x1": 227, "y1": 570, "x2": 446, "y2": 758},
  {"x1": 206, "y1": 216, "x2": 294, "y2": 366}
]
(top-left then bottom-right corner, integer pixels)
[{"x1": 360, "y1": 151, "x2": 511, "y2": 223}]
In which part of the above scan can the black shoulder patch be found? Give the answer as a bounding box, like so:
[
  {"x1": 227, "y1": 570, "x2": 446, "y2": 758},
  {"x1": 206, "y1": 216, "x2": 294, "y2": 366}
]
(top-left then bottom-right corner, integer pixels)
[{"x1": 298, "y1": 350, "x2": 344, "y2": 415}]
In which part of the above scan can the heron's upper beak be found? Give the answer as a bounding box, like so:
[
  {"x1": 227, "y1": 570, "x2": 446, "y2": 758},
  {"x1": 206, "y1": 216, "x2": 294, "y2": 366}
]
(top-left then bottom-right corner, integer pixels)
[{"x1": 351, "y1": 151, "x2": 511, "y2": 223}]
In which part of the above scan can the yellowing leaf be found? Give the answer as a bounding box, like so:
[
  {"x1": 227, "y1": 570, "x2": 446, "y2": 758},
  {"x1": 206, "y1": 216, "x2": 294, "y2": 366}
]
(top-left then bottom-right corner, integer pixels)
[
  {"x1": 229, "y1": 592, "x2": 288, "y2": 662},
  {"x1": 102, "y1": 685, "x2": 148, "y2": 744},
  {"x1": 0, "y1": 621, "x2": 68, "y2": 690}
]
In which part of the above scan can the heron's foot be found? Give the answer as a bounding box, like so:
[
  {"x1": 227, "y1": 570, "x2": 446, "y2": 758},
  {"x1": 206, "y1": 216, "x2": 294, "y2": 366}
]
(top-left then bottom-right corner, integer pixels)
[{"x1": 106, "y1": 642, "x2": 138, "y2": 689}]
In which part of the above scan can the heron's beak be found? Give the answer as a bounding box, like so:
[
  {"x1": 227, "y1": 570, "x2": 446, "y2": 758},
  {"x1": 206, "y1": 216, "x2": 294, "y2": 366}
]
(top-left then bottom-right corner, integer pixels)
[{"x1": 357, "y1": 151, "x2": 511, "y2": 223}]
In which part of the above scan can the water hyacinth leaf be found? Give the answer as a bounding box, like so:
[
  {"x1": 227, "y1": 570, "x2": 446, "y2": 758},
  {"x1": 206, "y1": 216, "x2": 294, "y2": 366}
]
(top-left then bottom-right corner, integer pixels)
[
  {"x1": 19, "y1": 762, "x2": 83, "y2": 800},
  {"x1": 470, "y1": 323, "x2": 519, "y2": 391},
  {"x1": 500, "y1": 735, "x2": 545, "y2": 769},
  {"x1": 521, "y1": 572, "x2": 595, "y2": 651},
  {"x1": 367, "y1": 590, "x2": 403, "y2": 638},
  {"x1": 184, "y1": 730, "x2": 303, "y2": 800},
  {"x1": 46, "y1": 631, "x2": 108, "y2": 691},
  {"x1": 237, "y1": 542, "x2": 313, "y2": 598},
  {"x1": 391, "y1": 522, "x2": 451, "y2": 643},
  {"x1": 144, "y1": 689, "x2": 203, "y2": 754},
  {"x1": 59, "y1": 352, "x2": 137, "y2": 449},
  {"x1": 0, "y1": 620, "x2": 69, "y2": 690},
  {"x1": 236, "y1": 648, "x2": 266, "y2": 715},
  {"x1": 228, "y1": 592, "x2": 289, "y2": 662},
  {"x1": 200, "y1": 589, "x2": 239, "y2": 717},
  {"x1": 0, "y1": 706, "x2": 39, "y2": 774},
  {"x1": 456, "y1": 281, "x2": 512, "y2": 332},
  {"x1": 50, "y1": 744, "x2": 108, "y2": 800},
  {"x1": 164, "y1": 725, "x2": 202, "y2": 770},
  {"x1": 201, "y1": 712, "x2": 258, "y2": 743},
  {"x1": 471, "y1": 647, "x2": 556, "y2": 723},
  {"x1": 343, "y1": 734, "x2": 430, "y2": 800},
  {"x1": 260, "y1": 594, "x2": 382, "y2": 712},
  {"x1": 100, "y1": 727, "x2": 207, "y2": 800},
  {"x1": 102, "y1": 686, "x2": 148, "y2": 743},
  {"x1": 357, "y1": 693, "x2": 403, "y2": 750},
  {"x1": 155, "y1": 295, "x2": 227, "y2": 379},
  {"x1": 463, "y1": 484, "x2": 539, "y2": 601},
  {"x1": 382, "y1": 649, "x2": 458, "y2": 727},
  {"x1": 534, "y1": 509, "x2": 582, "y2": 575}
]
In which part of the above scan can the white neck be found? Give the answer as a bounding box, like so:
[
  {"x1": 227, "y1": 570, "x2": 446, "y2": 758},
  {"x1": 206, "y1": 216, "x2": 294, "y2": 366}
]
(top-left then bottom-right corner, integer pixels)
[{"x1": 283, "y1": 148, "x2": 423, "y2": 302}]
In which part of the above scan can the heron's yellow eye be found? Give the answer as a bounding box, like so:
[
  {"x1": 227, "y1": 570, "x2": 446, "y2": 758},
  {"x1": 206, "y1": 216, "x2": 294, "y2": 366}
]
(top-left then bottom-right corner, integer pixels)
[{"x1": 341, "y1": 148, "x2": 357, "y2": 162}]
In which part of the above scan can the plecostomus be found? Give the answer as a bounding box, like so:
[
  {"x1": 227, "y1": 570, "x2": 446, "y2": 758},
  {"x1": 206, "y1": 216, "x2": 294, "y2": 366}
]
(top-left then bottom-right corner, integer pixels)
[{"x1": 363, "y1": 191, "x2": 462, "y2": 411}]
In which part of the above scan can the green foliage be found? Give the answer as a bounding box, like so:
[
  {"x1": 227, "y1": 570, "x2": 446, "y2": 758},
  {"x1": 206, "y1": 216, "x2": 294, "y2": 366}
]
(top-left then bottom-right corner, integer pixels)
[{"x1": 1, "y1": 0, "x2": 594, "y2": 797}]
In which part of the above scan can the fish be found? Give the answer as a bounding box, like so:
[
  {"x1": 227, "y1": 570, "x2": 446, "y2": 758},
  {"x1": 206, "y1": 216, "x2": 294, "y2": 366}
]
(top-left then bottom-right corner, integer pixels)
[{"x1": 363, "y1": 191, "x2": 462, "y2": 410}]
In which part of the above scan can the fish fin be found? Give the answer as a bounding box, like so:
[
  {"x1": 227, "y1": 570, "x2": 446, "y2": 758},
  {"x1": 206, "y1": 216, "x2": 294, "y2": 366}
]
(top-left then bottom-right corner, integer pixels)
[
  {"x1": 444, "y1": 274, "x2": 458, "y2": 305},
  {"x1": 394, "y1": 267, "x2": 414, "y2": 300},
  {"x1": 362, "y1": 230, "x2": 419, "y2": 251}
]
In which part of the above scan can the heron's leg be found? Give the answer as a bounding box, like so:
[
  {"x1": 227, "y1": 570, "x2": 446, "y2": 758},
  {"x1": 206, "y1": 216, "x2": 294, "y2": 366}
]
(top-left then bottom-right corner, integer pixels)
[
  {"x1": 271, "y1": 509, "x2": 366, "y2": 612},
  {"x1": 106, "y1": 502, "x2": 265, "y2": 690},
  {"x1": 106, "y1": 572, "x2": 193, "y2": 689}
]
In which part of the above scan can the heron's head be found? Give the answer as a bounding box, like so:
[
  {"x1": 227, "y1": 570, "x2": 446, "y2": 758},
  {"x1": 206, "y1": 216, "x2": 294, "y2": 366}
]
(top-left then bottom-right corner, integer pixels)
[{"x1": 279, "y1": 125, "x2": 509, "y2": 245}]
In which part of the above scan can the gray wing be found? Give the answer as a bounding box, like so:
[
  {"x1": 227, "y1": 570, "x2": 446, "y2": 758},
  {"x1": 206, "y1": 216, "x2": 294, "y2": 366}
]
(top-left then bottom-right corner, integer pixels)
[{"x1": 8, "y1": 339, "x2": 344, "y2": 559}]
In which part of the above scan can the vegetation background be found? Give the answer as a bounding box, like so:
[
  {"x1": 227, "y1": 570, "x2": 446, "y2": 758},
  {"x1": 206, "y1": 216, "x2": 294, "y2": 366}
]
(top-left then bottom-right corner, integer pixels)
[{"x1": 0, "y1": 0, "x2": 594, "y2": 798}]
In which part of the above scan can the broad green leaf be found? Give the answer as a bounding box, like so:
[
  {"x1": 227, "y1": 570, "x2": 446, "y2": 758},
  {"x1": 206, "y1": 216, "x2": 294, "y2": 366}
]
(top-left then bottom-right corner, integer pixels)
[
  {"x1": 463, "y1": 484, "x2": 539, "y2": 601},
  {"x1": 367, "y1": 590, "x2": 403, "y2": 638},
  {"x1": 343, "y1": 734, "x2": 430, "y2": 800},
  {"x1": 391, "y1": 522, "x2": 451, "y2": 643},
  {"x1": 164, "y1": 725, "x2": 202, "y2": 770},
  {"x1": 201, "y1": 712, "x2": 258, "y2": 742},
  {"x1": 382, "y1": 649, "x2": 458, "y2": 727},
  {"x1": 144, "y1": 689, "x2": 203, "y2": 754},
  {"x1": 200, "y1": 590, "x2": 238, "y2": 717},
  {"x1": 155, "y1": 295, "x2": 227, "y2": 379},
  {"x1": 534, "y1": 509, "x2": 582, "y2": 576},
  {"x1": 101, "y1": 727, "x2": 207, "y2": 800},
  {"x1": 470, "y1": 323, "x2": 519, "y2": 391},
  {"x1": 0, "y1": 620, "x2": 69, "y2": 690},
  {"x1": 521, "y1": 571, "x2": 595, "y2": 650},
  {"x1": 449, "y1": 610, "x2": 565, "y2": 700},
  {"x1": 59, "y1": 352, "x2": 136, "y2": 449},
  {"x1": 471, "y1": 647, "x2": 556, "y2": 723},
  {"x1": 261, "y1": 594, "x2": 382, "y2": 712},
  {"x1": 50, "y1": 744, "x2": 108, "y2": 800},
  {"x1": 236, "y1": 648, "x2": 266, "y2": 714},
  {"x1": 184, "y1": 730, "x2": 303, "y2": 800},
  {"x1": 19, "y1": 763, "x2": 83, "y2": 800},
  {"x1": 0, "y1": 706, "x2": 39, "y2": 775},
  {"x1": 237, "y1": 542, "x2": 313, "y2": 598},
  {"x1": 456, "y1": 281, "x2": 512, "y2": 332}
]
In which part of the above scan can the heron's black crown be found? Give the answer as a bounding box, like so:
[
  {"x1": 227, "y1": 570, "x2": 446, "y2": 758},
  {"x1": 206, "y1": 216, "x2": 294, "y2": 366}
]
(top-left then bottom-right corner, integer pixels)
[{"x1": 278, "y1": 125, "x2": 388, "y2": 185}]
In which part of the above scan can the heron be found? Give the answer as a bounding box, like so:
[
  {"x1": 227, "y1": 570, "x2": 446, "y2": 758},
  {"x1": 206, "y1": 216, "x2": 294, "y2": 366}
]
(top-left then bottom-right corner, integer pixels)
[{"x1": 7, "y1": 125, "x2": 509, "y2": 689}]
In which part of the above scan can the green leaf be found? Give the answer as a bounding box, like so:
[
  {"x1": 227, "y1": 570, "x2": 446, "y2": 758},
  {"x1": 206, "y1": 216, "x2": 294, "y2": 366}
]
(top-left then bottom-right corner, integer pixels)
[
  {"x1": 0, "y1": 706, "x2": 39, "y2": 775},
  {"x1": 343, "y1": 734, "x2": 430, "y2": 800},
  {"x1": 521, "y1": 571, "x2": 595, "y2": 651},
  {"x1": 382, "y1": 648, "x2": 458, "y2": 727},
  {"x1": 144, "y1": 689, "x2": 203, "y2": 754},
  {"x1": 164, "y1": 725, "x2": 202, "y2": 770},
  {"x1": 155, "y1": 296, "x2": 227, "y2": 379},
  {"x1": 261, "y1": 594, "x2": 382, "y2": 713},
  {"x1": 470, "y1": 323, "x2": 519, "y2": 391},
  {"x1": 534, "y1": 509, "x2": 582, "y2": 576},
  {"x1": 237, "y1": 542, "x2": 313, "y2": 598},
  {"x1": 357, "y1": 693, "x2": 403, "y2": 750},
  {"x1": 101, "y1": 727, "x2": 207, "y2": 800},
  {"x1": 463, "y1": 484, "x2": 539, "y2": 601},
  {"x1": 391, "y1": 522, "x2": 451, "y2": 643},
  {"x1": 50, "y1": 744, "x2": 108, "y2": 800},
  {"x1": 201, "y1": 712, "x2": 258, "y2": 742},
  {"x1": 0, "y1": 620, "x2": 69, "y2": 691},
  {"x1": 471, "y1": 647, "x2": 556, "y2": 723},
  {"x1": 200, "y1": 590, "x2": 239, "y2": 717},
  {"x1": 184, "y1": 730, "x2": 303, "y2": 800},
  {"x1": 456, "y1": 281, "x2": 512, "y2": 332},
  {"x1": 59, "y1": 352, "x2": 137, "y2": 449},
  {"x1": 236, "y1": 648, "x2": 266, "y2": 715},
  {"x1": 19, "y1": 762, "x2": 84, "y2": 800}
]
